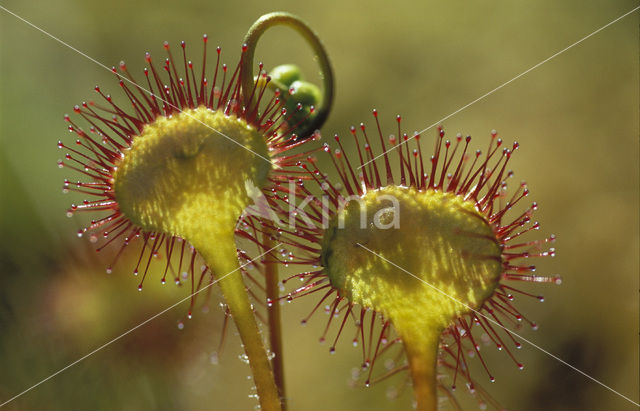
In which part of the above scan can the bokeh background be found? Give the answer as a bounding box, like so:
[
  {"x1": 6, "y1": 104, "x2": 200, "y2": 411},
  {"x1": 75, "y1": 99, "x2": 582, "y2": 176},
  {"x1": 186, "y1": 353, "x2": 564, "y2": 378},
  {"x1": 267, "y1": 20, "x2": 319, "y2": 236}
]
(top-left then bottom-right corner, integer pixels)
[{"x1": 1, "y1": 1, "x2": 638, "y2": 410}]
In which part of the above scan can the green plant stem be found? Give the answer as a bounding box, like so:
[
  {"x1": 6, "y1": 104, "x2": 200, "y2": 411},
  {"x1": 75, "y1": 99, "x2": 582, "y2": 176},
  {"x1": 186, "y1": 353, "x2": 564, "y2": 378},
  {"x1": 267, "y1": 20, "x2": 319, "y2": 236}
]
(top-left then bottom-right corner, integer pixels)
[
  {"x1": 263, "y1": 230, "x2": 286, "y2": 409},
  {"x1": 236, "y1": 11, "x2": 334, "y2": 408},
  {"x1": 403, "y1": 332, "x2": 439, "y2": 411},
  {"x1": 198, "y1": 237, "x2": 281, "y2": 411},
  {"x1": 241, "y1": 11, "x2": 334, "y2": 139}
]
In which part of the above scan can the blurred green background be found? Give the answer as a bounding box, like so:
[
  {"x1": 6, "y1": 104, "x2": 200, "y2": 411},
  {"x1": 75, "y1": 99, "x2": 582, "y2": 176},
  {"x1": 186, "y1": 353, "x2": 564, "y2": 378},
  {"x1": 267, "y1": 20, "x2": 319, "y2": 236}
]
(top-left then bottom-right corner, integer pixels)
[{"x1": 1, "y1": 0, "x2": 638, "y2": 410}]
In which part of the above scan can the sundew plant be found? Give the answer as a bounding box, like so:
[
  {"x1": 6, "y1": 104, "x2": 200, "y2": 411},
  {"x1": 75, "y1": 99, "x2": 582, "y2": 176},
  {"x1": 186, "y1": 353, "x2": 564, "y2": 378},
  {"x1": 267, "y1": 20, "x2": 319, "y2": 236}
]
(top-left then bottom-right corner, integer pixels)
[
  {"x1": 1, "y1": 2, "x2": 638, "y2": 411},
  {"x1": 56, "y1": 11, "x2": 562, "y2": 408}
]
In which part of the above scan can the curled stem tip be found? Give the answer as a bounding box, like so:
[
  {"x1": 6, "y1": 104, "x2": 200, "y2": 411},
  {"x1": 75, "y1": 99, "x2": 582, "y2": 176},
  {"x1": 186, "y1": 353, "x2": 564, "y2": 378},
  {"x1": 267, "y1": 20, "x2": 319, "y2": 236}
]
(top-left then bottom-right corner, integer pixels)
[{"x1": 241, "y1": 11, "x2": 334, "y2": 139}]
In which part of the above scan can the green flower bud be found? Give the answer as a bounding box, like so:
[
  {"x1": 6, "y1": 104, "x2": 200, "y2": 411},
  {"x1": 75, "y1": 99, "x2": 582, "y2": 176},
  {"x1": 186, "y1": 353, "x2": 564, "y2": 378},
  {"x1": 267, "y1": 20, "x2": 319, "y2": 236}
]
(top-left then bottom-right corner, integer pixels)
[
  {"x1": 288, "y1": 80, "x2": 321, "y2": 106},
  {"x1": 268, "y1": 64, "x2": 302, "y2": 88}
]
